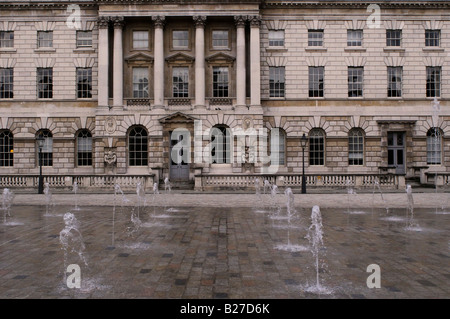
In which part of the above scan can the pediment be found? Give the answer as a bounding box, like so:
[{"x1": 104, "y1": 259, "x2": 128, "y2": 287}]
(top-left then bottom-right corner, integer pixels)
[
  {"x1": 205, "y1": 52, "x2": 236, "y2": 63},
  {"x1": 125, "y1": 52, "x2": 154, "y2": 62},
  {"x1": 159, "y1": 112, "x2": 198, "y2": 124},
  {"x1": 165, "y1": 52, "x2": 195, "y2": 63}
]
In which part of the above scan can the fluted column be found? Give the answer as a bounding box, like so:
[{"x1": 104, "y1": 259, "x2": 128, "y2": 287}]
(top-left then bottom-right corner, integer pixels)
[
  {"x1": 250, "y1": 16, "x2": 261, "y2": 107},
  {"x1": 152, "y1": 16, "x2": 165, "y2": 109},
  {"x1": 113, "y1": 16, "x2": 124, "y2": 108},
  {"x1": 97, "y1": 16, "x2": 110, "y2": 107},
  {"x1": 193, "y1": 16, "x2": 206, "y2": 109},
  {"x1": 235, "y1": 16, "x2": 246, "y2": 109}
]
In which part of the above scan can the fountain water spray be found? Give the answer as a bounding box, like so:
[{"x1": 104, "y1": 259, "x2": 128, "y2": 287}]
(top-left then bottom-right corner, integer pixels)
[
  {"x1": 270, "y1": 184, "x2": 281, "y2": 217},
  {"x1": 263, "y1": 179, "x2": 271, "y2": 195},
  {"x1": 72, "y1": 181, "x2": 80, "y2": 211},
  {"x1": 405, "y1": 185, "x2": 421, "y2": 231},
  {"x1": 372, "y1": 177, "x2": 389, "y2": 215},
  {"x1": 2, "y1": 188, "x2": 14, "y2": 223},
  {"x1": 305, "y1": 205, "x2": 332, "y2": 294},
  {"x1": 164, "y1": 177, "x2": 172, "y2": 194},
  {"x1": 43, "y1": 182, "x2": 54, "y2": 215},
  {"x1": 431, "y1": 97, "x2": 441, "y2": 214},
  {"x1": 59, "y1": 212, "x2": 88, "y2": 284},
  {"x1": 112, "y1": 184, "x2": 130, "y2": 246},
  {"x1": 254, "y1": 178, "x2": 261, "y2": 195},
  {"x1": 136, "y1": 180, "x2": 146, "y2": 219}
]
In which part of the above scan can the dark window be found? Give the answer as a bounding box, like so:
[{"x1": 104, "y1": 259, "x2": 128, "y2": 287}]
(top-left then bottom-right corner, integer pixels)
[
  {"x1": 348, "y1": 67, "x2": 363, "y2": 97},
  {"x1": 37, "y1": 68, "x2": 53, "y2": 99},
  {"x1": 36, "y1": 130, "x2": 53, "y2": 166},
  {"x1": 173, "y1": 30, "x2": 189, "y2": 48},
  {"x1": 77, "y1": 130, "x2": 92, "y2": 166},
  {"x1": 37, "y1": 31, "x2": 53, "y2": 48},
  {"x1": 387, "y1": 67, "x2": 402, "y2": 97},
  {"x1": 348, "y1": 129, "x2": 364, "y2": 166},
  {"x1": 0, "y1": 130, "x2": 13, "y2": 167},
  {"x1": 308, "y1": 30, "x2": 324, "y2": 46},
  {"x1": 132, "y1": 67, "x2": 149, "y2": 98},
  {"x1": 425, "y1": 30, "x2": 440, "y2": 47},
  {"x1": 0, "y1": 31, "x2": 14, "y2": 48},
  {"x1": 427, "y1": 128, "x2": 442, "y2": 165},
  {"x1": 213, "y1": 67, "x2": 229, "y2": 97},
  {"x1": 309, "y1": 66, "x2": 324, "y2": 97},
  {"x1": 77, "y1": 68, "x2": 92, "y2": 99},
  {"x1": 269, "y1": 67, "x2": 285, "y2": 98},
  {"x1": 210, "y1": 126, "x2": 231, "y2": 164},
  {"x1": 309, "y1": 129, "x2": 324, "y2": 166},
  {"x1": 172, "y1": 67, "x2": 189, "y2": 98},
  {"x1": 128, "y1": 126, "x2": 148, "y2": 166},
  {"x1": 212, "y1": 30, "x2": 229, "y2": 48},
  {"x1": 386, "y1": 29, "x2": 402, "y2": 47},
  {"x1": 0, "y1": 68, "x2": 13, "y2": 99},
  {"x1": 426, "y1": 67, "x2": 441, "y2": 98}
]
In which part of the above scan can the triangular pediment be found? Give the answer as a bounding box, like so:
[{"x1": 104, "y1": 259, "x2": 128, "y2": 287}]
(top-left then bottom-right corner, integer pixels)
[
  {"x1": 159, "y1": 112, "x2": 198, "y2": 124},
  {"x1": 165, "y1": 52, "x2": 195, "y2": 63},
  {"x1": 205, "y1": 52, "x2": 236, "y2": 63},
  {"x1": 125, "y1": 52, "x2": 154, "y2": 62}
]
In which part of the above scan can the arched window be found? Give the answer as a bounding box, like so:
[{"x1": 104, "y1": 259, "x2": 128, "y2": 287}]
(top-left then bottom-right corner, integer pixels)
[
  {"x1": 36, "y1": 129, "x2": 53, "y2": 166},
  {"x1": 128, "y1": 126, "x2": 148, "y2": 166},
  {"x1": 270, "y1": 128, "x2": 286, "y2": 166},
  {"x1": 427, "y1": 127, "x2": 442, "y2": 165},
  {"x1": 309, "y1": 129, "x2": 325, "y2": 166},
  {"x1": 0, "y1": 130, "x2": 13, "y2": 167},
  {"x1": 77, "y1": 129, "x2": 92, "y2": 166},
  {"x1": 210, "y1": 125, "x2": 231, "y2": 164},
  {"x1": 348, "y1": 128, "x2": 364, "y2": 166}
]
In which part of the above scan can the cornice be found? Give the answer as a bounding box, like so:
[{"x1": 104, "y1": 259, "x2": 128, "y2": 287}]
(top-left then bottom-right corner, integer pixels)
[{"x1": 263, "y1": 1, "x2": 450, "y2": 9}]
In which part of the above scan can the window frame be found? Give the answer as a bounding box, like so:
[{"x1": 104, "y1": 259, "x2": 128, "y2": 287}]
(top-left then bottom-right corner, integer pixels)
[
  {"x1": 211, "y1": 29, "x2": 230, "y2": 49},
  {"x1": 268, "y1": 30, "x2": 285, "y2": 47},
  {"x1": 172, "y1": 66, "x2": 189, "y2": 98},
  {"x1": 348, "y1": 67, "x2": 364, "y2": 98},
  {"x1": 347, "y1": 29, "x2": 363, "y2": 47},
  {"x1": 387, "y1": 66, "x2": 402, "y2": 98},
  {"x1": 36, "y1": 129, "x2": 53, "y2": 167},
  {"x1": 308, "y1": 29, "x2": 324, "y2": 47},
  {"x1": 37, "y1": 31, "x2": 53, "y2": 48},
  {"x1": 426, "y1": 66, "x2": 441, "y2": 98},
  {"x1": 132, "y1": 67, "x2": 149, "y2": 98},
  {"x1": 0, "y1": 68, "x2": 13, "y2": 99},
  {"x1": 76, "y1": 67, "x2": 92, "y2": 99},
  {"x1": 308, "y1": 66, "x2": 324, "y2": 98},
  {"x1": 386, "y1": 29, "x2": 402, "y2": 47},
  {"x1": 37, "y1": 67, "x2": 53, "y2": 99},
  {"x1": 427, "y1": 127, "x2": 442, "y2": 165},
  {"x1": 309, "y1": 129, "x2": 325, "y2": 166},
  {"x1": 172, "y1": 29, "x2": 190, "y2": 50},
  {"x1": 270, "y1": 128, "x2": 286, "y2": 166},
  {"x1": 0, "y1": 31, "x2": 14, "y2": 48},
  {"x1": 76, "y1": 30, "x2": 93, "y2": 48},
  {"x1": 128, "y1": 126, "x2": 149, "y2": 167},
  {"x1": 269, "y1": 66, "x2": 285, "y2": 98},
  {"x1": 132, "y1": 30, "x2": 150, "y2": 50},
  {"x1": 0, "y1": 130, "x2": 13, "y2": 167},
  {"x1": 425, "y1": 29, "x2": 440, "y2": 47},
  {"x1": 210, "y1": 125, "x2": 231, "y2": 164},
  {"x1": 76, "y1": 129, "x2": 93, "y2": 167},
  {"x1": 212, "y1": 66, "x2": 229, "y2": 98},
  {"x1": 348, "y1": 129, "x2": 364, "y2": 166}
]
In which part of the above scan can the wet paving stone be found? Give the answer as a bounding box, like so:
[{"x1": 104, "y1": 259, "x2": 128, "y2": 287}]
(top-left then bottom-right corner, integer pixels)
[
  {"x1": 214, "y1": 292, "x2": 229, "y2": 299},
  {"x1": 417, "y1": 280, "x2": 436, "y2": 287},
  {"x1": 13, "y1": 275, "x2": 28, "y2": 280},
  {"x1": 118, "y1": 253, "x2": 129, "y2": 257},
  {"x1": 139, "y1": 269, "x2": 151, "y2": 274},
  {"x1": 175, "y1": 279, "x2": 187, "y2": 285}
]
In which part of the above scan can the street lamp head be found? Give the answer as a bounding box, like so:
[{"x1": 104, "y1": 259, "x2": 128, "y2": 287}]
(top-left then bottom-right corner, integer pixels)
[
  {"x1": 36, "y1": 135, "x2": 45, "y2": 149},
  {"x1": 301, "y1": 133, "x2": 307, "y2": 148}
]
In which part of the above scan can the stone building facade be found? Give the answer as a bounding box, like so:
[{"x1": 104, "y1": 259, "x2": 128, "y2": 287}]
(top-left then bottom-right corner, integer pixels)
[{"x1": 0, "y1": 0, "x2": 449, "y2": 190}]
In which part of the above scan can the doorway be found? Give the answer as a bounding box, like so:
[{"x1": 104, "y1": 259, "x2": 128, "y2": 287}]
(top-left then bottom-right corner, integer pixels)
[
  {"x1": 169, "y1": 131, "x2": 190, "y2": 181},
  {"x1": 387, "y1": 131, "x2": 405, "y2": 174}
]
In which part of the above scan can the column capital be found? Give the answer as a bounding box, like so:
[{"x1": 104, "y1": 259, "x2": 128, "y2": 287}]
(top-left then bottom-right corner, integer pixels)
[
  {"x1": 193, "y1": 16, "x2": 207, "y2": 28},
  {"x1": 112, "y1": 16, "x2": 125, "y2": 29},
  {"x1": 249, "y1": 15, "x2": 262, "y2": 27},
  {"x1": 152, "y1": 16, "x2": 166, "y2": 28},
  {"x1": 97, "y1": 16, "x2": 110, "y2": 29},
  {"x1": 234, "y1": 15, "x2": 247, "y2": 28}
]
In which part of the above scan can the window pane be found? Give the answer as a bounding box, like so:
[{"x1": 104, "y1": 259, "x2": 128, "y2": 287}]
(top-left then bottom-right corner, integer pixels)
[
  {"x1": 38, "y1": 31, "x2": 53, "y2": 48},
  {"x1": 426, "y1": 67, "x2": 441, "y2": 98},
  {"x1": 270, "y1": 128, "x2": 285, "y2": 165},
  {"x1": 77, "y1": 68, "x2": 92, "y2": 99},
  {"x1": 427, "y1": 128, "x2": 442, "y2": 165},
  {"x1": 133, "y1": 68, "x2": 149, "y2": 98},
  {"x1": 212, "y1": 30, "x2": 229, "y2": 48},
  {"x1": 347, "y1": 30, "x2": 363, "y2": 46},
  {"x1": 76, "y1": 31, "x2": 92, "y2": 47},
  {"x1": 348, "y1": 67, "x2": 363, "y2": 97},
  {"x1": 173, "y1": 67, "x2": 189, "y2": 98},
  {"x1": 386, "y1": 30, "x2": 401, "y2": 46},
  {"x1": 387, "y1": 67, "x2": 402, "y2": 97},
  {"x1": 173, "y1": 30, "x2": 189, "y2": 48},
  {"x1": 348, "y1": 130, "x2": 364, "y2": 165},
  {"x1": 269, "y1": 67, "x2": 285, "y2": 98},
  {"x1": 133, "y1": 31, "x2": 149, "y2": 49},
  {"x1": 309, "y1": 67, "x2": 324, "y2": 97},
  {"x1": 309, "y1": 130, "x2": 324, "y2": 166},
  {"x1": 129, "y1": 126, "x2": 148, "y2": 166},
  {"x1": 308, "y1": 30, "x2": 323, "y2": 46},
  {"x1": 36, "y1": 130, "x2": 53, "y2": 166},
  {"x1": 0, "y1": 68, "x2": 13, "y2": 99},
  {"x1": 0, "y1": 130, "x2": 13, "y2": 167},
  {"x1": 0, "y1": 31, "x2": 14, "y2": 48},
  {"x1": 425, "y1": 30, "x2": 440, "y2": 47},
  {"x1": 210, "y1": 126, "x2": 230, "y2": 164},
  {"x1": 213, "y1": 67, "x2": 228, "y2": 97},
  {"x1": 269, "y1": 30, "x2": 285, "y2": 47},
  {"x1": 77, "y1": 130, "x2": 92, "y2": 166},
  {"x1": 37, "y1": 68, "x2": 53, "y2": 99}
]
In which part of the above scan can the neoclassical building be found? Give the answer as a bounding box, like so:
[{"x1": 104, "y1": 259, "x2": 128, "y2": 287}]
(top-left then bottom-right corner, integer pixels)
[{"x1": 0, "y1": 0, "x2": 449, "y2": 191}]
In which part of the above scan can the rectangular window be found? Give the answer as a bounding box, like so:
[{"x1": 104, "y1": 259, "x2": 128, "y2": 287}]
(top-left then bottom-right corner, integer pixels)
[
  {"x1": 172, "y1": 67, "x2": 189, "y2": 98},
  {"x1": 213, "y1": 67, "x2": 229, "y2": 98},
  {"x1": 173, "y1": 30, "x2": 189, "y2": 49},
  {"x1": 212, "y1": 30, "x2": 229, "y2": 48},
  {"x1": 348, "y1": 67, "x2": 363, "y2": 97},
  {"x1": 0, "y1": 68, "x2": 13, "y2": 99},
  {"x1": 0, "y1": 31, "x2": 14, "y2": 48},
  {"x1": 132, "y1": 67, "x2": 149, "y2": 98},
  {"x1": 347, "y1": 30, "x2": 363, "y2": 47},
  {"x1": 425, "y1": 30, "x2": 440, "y2": 47},
  {"x1": 37, "y1": 68, "x2": 53, "y2": 99},
  {"x1": 386, "y1": 29, "x2": 402, "y2": 47},
  {"x1": 77, "y1": 68, "x2": 92, "y2": 99},
  {"x1": 37, "y1": 31, "x2": 53, "y2": 48},
  {"x1": 269, "y1": 67, "x2": 285, "y2": 98},
  {"x1": 76, "y1": 31, "x2": 92, "y2": 48},
  {"x1": 426, "y1": 66, "x2": 441, "y2": 98},
  {"x1": 133, "y1": 31, "x2": 149, "y2": 49},
  {"x1": 308, "y1": 30, "x2": 324, "y2": 46},
  {"x1": 387, "y1": 67, "x2": 402, "y2": 97},
  {"x1": 309, "y1": 66, "x2": 324, "y2": 98},
  {"x1": 268, "y1": 30, "x2": 285, "y2": 47}
]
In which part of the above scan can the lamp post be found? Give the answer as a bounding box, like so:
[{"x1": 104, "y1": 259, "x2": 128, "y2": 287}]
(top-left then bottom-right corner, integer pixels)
[
  {"x1": 36, "y1": 136, "x2": 45, "y2": 194},
  {"x1": 301, "y1": 133, "x2": 308, "y2": 194}
]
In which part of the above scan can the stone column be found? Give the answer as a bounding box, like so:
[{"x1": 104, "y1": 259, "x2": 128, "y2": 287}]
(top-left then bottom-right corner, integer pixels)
[
  {"x1": 152, "y1": 16, "x2": 165, "y2": 109},
  {"x1": 113, "y1": 16, "x2": 124, "y2": 108},
  {"x1": 97, "y1": 16, "x2": 110, "y2": 107},
  {"x1": 235, "y1": 16, "x2": 246, "y2": 109},
  {"x1": 193, "y1": 16, "x2": 206, "y2": 109},
  {"x1": 250, "y1": 16, "x2": 261, "y2": 107}
]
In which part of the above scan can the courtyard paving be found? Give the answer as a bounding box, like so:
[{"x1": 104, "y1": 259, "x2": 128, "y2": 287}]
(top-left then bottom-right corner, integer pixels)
[{"x1": 0, "y1": 188, "x2": 449, "y2": 300}]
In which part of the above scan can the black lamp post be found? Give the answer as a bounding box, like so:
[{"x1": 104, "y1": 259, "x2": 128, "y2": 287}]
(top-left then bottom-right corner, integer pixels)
[
  {"x1": 301, "y1": 133, "x2": 308, "y2": 194},
  {"x1": 36, "y1": 136, "x2": 45, "y2": 194}
]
